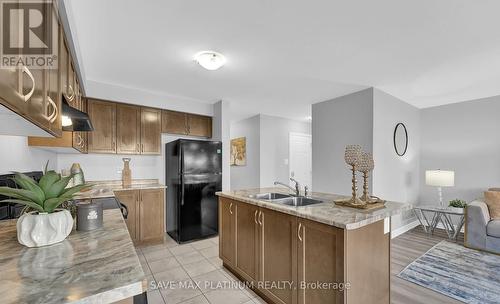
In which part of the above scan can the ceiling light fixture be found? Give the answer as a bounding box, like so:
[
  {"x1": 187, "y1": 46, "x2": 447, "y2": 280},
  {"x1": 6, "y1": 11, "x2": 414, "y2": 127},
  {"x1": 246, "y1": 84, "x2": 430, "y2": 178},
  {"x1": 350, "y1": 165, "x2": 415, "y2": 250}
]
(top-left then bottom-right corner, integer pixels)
[{"x1": 194, "y1": 51, "x2": 226, "y2": 70}]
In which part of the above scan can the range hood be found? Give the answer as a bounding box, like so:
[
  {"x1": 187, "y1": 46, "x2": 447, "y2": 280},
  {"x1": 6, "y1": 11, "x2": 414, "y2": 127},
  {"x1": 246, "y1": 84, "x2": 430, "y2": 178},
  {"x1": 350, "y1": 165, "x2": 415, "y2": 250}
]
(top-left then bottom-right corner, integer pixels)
[{"x1": 61, "y1": 96, "x2": 94, "y2": 132}]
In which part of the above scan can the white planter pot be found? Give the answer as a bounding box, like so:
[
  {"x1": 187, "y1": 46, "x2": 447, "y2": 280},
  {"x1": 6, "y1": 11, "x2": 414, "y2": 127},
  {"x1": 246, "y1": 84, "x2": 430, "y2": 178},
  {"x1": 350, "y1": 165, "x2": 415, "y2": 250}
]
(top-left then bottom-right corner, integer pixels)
[{"x1": 17, "y1": 209, "x2": 73, "y2": 247}]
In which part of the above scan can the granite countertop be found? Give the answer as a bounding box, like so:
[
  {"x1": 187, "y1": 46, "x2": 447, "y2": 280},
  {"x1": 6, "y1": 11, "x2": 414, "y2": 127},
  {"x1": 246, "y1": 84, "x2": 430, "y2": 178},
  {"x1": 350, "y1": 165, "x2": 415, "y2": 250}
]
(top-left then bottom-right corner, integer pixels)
[
  {"x1": 216, "y1": 188, "x2": 412, "y2": 230},
  {"x1": 74, "y1": 179, "x2": 167, "y2": 200},
  {"x1": 0, "y1": 209, "x2": 145, "y2": 304}
]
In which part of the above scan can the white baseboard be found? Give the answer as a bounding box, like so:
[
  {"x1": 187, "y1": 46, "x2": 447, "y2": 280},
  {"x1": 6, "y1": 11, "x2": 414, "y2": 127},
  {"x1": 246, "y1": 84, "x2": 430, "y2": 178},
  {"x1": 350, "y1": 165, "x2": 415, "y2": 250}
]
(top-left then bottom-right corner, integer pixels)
[
  {"x1": 391, "y1": 220, "x2": 419, "y2": 239},
  {"x1": 390, "y1": 220, "x2": 465, "y2": 239}
]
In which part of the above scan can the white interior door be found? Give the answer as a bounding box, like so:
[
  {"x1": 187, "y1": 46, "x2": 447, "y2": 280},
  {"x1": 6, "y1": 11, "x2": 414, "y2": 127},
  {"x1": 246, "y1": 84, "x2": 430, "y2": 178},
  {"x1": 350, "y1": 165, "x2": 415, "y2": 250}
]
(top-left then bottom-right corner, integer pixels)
[{"x1": 289, "y1": 132, "x2": 312, "y2": 190}]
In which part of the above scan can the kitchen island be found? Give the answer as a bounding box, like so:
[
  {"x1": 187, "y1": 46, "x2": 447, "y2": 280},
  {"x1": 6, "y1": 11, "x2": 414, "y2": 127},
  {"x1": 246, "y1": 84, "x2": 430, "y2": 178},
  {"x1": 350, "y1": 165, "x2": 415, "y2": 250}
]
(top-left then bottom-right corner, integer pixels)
[
  {"x1": 0, "y1": 209, "x2": 146, "y2": 304},
  {"x1": 216, "y1": 188, "x2": 411, "y2": 304}
]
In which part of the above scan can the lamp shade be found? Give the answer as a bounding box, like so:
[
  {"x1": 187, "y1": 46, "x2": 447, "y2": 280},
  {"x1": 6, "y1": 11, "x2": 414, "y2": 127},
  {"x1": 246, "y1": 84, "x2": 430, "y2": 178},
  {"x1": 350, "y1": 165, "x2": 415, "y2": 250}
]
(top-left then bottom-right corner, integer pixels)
[{"x1": 425, "y1": 170, "x2": 455, "y2": 187}]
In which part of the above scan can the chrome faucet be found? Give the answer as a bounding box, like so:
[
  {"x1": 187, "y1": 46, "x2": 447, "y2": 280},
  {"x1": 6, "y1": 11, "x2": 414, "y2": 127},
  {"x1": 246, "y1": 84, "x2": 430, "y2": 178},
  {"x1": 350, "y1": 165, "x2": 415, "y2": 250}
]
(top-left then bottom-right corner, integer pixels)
[
  {"x1": 273, "y1": 181, "x2": 299, "y2": 196},
  {"x1": 289, "y1": 177, "x2": 301, "y2": 196}
]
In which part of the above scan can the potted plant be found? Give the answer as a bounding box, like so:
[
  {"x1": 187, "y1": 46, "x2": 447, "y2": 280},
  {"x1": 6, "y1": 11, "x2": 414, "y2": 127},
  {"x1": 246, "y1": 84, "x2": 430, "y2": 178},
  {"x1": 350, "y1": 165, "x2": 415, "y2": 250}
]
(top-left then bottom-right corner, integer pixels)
[
  {"x1": 449, "y1": 199, "x2": 467, "y2": 208},
  {"x1": 0, "y1": 164, "x2": 91, "y2": 247}
]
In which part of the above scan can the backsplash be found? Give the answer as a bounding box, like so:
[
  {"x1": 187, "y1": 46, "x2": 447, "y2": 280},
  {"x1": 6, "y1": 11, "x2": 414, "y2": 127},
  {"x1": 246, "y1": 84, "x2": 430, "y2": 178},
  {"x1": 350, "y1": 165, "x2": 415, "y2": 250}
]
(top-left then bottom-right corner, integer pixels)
[{"x1": 0, "y1": 135, "x2": 58, "y2": 174}]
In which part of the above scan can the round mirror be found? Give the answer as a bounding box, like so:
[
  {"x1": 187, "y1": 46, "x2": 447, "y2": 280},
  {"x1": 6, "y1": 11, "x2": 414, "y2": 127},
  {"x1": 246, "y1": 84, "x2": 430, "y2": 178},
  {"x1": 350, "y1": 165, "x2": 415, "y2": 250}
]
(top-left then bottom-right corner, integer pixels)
[{"x1": 393, "y1": 123, "x2": 408, "y2": 156}]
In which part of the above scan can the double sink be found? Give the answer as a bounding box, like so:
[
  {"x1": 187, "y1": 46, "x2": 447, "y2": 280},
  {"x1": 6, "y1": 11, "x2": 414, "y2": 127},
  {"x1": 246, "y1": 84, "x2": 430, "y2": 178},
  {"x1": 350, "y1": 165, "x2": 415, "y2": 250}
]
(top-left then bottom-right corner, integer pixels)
[{"x1": 248, "y1": 192, "x2": 324, "y2": 207}]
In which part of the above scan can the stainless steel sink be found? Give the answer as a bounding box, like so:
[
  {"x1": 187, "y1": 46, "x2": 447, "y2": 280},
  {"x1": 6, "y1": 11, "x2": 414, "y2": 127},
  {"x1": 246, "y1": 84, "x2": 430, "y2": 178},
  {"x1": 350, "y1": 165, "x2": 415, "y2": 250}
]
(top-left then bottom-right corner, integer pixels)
[
  {"x1": 274, "y1": 196, "x2": 324, "y2": 207},
  {"x1": 248, "y1": 192, "x2": 291, "y2": 200}
]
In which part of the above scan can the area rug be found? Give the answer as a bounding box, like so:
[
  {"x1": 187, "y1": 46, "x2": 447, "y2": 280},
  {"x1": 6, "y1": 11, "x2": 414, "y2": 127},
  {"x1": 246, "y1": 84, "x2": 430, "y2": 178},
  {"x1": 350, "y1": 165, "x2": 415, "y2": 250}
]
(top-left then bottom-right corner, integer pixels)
[{"x1": 397, "y1": 240, "x2": 500, "y2": 304}]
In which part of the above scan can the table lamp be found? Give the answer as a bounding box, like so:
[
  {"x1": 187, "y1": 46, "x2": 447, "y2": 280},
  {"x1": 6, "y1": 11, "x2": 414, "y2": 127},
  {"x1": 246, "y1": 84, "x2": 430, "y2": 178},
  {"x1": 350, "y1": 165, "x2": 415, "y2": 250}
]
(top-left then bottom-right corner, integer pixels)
[{"x1": 425, "y1": 170, "x2": 455, "y2": 208}]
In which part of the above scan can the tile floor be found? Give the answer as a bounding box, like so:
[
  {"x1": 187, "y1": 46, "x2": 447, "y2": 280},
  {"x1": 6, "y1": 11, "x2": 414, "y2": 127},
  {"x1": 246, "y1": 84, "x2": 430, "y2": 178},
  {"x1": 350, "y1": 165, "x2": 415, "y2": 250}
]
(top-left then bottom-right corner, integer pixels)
[{"x1": 136, "y1": 234, "x2": 267, "y2": 304}]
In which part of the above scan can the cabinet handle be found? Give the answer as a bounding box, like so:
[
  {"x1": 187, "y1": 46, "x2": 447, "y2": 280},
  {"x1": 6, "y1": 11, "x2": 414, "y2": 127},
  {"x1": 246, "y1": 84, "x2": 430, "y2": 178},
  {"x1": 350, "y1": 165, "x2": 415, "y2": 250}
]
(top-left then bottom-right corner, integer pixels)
[
  {"x1": 258, "y1": 211, "x2": 263, "y2": 226},
  {"x1": 21, "y1": 66, "x2": 35, "y2": 102},
  {"x1": 136, "y1": 143, "x2": 140, "y2": 152},
  {"x1": 298, "y1": 223, "x2": 303, "y2": 241},
  {"x1": 66, "y1": 85, "x2": 75, "y2": 102},
  {"x1": 141, "y1": 143, "x2": 144, "y2": 153},
  {"x1": 229, "y1": 202, "x2": 233, "y2": 215},
  {"x1": 75, "y1": 133, "x2": 83, "y2": 146},
  {"x1": 254, "y1": 210, "x2": 258, "y2": 224},
  {"x1": 46, "y1": 96, "x2": 58, "y2": 123}
]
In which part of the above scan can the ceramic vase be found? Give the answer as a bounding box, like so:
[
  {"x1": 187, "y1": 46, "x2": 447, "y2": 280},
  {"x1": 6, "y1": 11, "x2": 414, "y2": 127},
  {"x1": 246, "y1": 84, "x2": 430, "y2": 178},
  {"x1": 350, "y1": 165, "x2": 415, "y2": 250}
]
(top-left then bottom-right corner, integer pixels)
[{"x1": 17, "y1": 209, "x2": 73, "y2": 247}]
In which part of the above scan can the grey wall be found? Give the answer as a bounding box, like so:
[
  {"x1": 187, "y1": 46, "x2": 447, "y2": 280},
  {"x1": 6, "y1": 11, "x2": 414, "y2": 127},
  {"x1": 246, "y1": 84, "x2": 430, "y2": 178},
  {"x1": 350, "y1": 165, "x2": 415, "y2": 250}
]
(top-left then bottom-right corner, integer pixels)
[
  {"x1": 312, "y1": 88, "x2": 374, "y2": 194},
  {"x1": 373, "y1": 89, "x2": 421, "y2": 228},
  {"x1": 230, "y1": 115, "x2": 261, "y2": 190},
  {"x1": 260, "y1": 115, "x2": 311, "y2": 188},
  {"x1": 420, "y1": 95, "x2": 500, "y2": 203}
]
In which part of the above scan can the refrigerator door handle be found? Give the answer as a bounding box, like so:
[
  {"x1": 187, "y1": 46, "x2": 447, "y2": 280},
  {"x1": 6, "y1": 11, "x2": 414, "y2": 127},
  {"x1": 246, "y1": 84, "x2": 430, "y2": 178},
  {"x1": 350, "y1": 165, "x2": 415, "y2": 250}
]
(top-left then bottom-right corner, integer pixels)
[{"x1": 181, "y1": 175, "x2": 185, "y2": 206}]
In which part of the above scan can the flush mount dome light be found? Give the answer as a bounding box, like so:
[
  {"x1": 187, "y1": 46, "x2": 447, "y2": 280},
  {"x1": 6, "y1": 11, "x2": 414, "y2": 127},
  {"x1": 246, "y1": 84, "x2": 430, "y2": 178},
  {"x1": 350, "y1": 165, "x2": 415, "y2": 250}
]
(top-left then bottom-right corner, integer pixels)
[{"x1": 194, "y1": 51, "x2": 226, "y2": 70}]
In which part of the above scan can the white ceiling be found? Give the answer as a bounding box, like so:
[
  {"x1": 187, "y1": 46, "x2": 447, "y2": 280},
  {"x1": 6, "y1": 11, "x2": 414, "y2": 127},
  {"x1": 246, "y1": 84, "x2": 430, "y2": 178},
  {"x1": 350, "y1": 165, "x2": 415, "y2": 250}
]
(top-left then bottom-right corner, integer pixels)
[{"x1": 67, "y1": 0, "x2": 500, "y2": 122}]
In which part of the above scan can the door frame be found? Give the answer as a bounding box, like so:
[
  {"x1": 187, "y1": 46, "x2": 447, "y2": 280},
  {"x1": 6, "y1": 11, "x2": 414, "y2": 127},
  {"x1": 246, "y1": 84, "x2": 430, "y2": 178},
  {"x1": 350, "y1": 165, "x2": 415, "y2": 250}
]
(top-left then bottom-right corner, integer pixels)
[{"x1": 288, "y1": 132, "x2": 312, "y2": 189}]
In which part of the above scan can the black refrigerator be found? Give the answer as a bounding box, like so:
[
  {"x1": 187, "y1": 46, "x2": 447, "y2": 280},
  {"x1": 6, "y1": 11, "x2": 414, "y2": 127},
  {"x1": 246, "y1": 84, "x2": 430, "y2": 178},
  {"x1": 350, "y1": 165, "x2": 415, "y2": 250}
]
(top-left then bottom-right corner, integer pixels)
[{"x1": 166, "y1": 139, "x2": 222, "y2": 243}]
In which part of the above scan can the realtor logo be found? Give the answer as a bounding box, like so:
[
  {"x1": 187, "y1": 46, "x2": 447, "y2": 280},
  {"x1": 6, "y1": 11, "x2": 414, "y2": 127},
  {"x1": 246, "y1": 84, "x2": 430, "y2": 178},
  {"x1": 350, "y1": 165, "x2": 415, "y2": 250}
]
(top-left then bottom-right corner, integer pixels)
[{"x1": 1, "y1": 1, "x2": 57, "y2": 69}]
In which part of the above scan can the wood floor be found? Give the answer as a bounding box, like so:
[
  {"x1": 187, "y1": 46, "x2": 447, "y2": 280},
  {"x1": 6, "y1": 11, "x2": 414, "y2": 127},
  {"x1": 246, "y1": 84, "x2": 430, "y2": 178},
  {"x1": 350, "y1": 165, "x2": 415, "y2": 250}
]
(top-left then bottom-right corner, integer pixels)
[{"x1": 391, "y1": 226, "x2": 464, "y2": 304}]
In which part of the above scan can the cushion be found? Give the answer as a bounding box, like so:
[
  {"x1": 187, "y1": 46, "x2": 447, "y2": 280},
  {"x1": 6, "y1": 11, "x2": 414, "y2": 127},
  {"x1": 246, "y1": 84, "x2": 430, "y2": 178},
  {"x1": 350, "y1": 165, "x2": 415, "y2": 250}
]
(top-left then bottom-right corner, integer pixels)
[
  {"x1": 484, "y1": 191, "x2": 500, "y2": 220},
  {"x1": 487, "y1": 220, "x2": 500, "y2": 238}
]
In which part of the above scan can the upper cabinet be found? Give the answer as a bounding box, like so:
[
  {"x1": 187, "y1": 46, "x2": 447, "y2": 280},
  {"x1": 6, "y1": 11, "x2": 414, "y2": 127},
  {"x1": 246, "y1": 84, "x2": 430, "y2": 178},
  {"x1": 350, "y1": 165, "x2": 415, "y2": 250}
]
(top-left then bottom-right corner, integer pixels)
[
  {"x1": 188, "y1": 114, "x2": 212, "y2": 138},
  {"x1": 0, "y1": 1, "x2": 62, "y2": 137},
  {"x1": 88, "y1": 100, "x2": 161, "y2": 155},
  {"x1": 140, "y1": 107, "x2": 161, "y2": 154},
  {"x1": 162, "y1": 110, "x2": 187, "y2": 135},
  {"x1": 87, "y1": 99, "x2": 117, "y2": 153},
  {"x1": 116, "y1": 104, "x2": 141, "y2": 154},
  {"x1": 162, "y1": 110, "x2": 212, "y2": 138}
]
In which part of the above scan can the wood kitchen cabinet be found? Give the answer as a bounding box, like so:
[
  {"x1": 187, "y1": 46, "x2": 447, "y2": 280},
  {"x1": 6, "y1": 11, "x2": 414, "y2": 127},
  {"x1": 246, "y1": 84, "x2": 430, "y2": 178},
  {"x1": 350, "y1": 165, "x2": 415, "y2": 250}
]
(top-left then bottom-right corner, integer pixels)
[
  {"x1": 88, "y1": 99, "x2": 116, "y2": 153},
  {"x1": 162, "y1": 110, "x2": 212, "y2": 138},
  {"x1": 139, "y1": 188, "x2": 165, "y2": 242},
  {"x1": 115, "y1": 188, "x2": 165, "y2": 244},
  {"x1": 162, "y1": 110, "x2": 187, "y2": 135},
  {"x1": 0, "y1": 1, "x2": 62, "y2": 137},
  {"x1": 140, "y1": 107, "x2": 161, "y2": 154},
  {"x1": 187, "y1": 114, "x2": 212, "y2": 137},
  {"x1": 259, "y1": 208, "x2": 298, "y2": 304},
  {"x1": 219, "y1": 197, "x2": 390, "y2": 304},
  {"x1": 115, "y1": 190, "x2": 140, "y2": 241},
  {"x1": 116, "y1": 104, "x2": 141, "y2": 154},
  {"x1": 235, "y1": 201, "x2": 260, "y2": 283},
  {"x1": 297, "y1": 218, "x2": 344, "y2": 304},
  {"x1": 219, "y1": 197, "x2": 236, "y2": 267}
]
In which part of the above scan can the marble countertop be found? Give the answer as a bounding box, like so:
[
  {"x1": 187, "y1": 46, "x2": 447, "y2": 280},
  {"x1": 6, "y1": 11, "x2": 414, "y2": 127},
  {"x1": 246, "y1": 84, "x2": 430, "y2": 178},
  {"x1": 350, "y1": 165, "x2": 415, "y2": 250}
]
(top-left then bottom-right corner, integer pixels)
[
  {"x1": 216, "y1": 188, "x2": 412, "y2": 230},
  {"x1": 0, "y1": 209, "x2": 145, "y2": 304},
  {"x1": 74, "y1": 179, "x2": 167, "y2": 200}
]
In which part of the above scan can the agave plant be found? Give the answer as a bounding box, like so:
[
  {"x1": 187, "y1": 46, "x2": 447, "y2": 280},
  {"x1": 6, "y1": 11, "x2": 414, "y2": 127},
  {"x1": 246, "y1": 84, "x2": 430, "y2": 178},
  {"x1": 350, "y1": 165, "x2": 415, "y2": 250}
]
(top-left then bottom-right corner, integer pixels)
[{"x1": 0, "y1": 162, "x2": 91, "y2": 214}]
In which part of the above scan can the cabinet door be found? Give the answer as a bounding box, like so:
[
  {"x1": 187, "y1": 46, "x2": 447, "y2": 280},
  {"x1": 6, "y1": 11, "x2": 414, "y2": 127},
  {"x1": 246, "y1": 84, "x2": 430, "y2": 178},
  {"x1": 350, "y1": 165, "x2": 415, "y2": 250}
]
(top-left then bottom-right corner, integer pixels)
[
  {"x1": 0, "y1": 1, "x2": 24, "y2": 115},
  {"x1": 46, "y1": 9, "x2": 61, "y2": 137},
  {"x1": 60, "y1": 38, "x2": 71, "y2": 103},
  {"x1": 260, "y1": 208, "x2": 297, "y2": 304},
  {"x1": 297, "y1": 219, "x2": 344, "y2": 304},
  {"x1": 67, "y1": 62, "x2": 76, "y2": 107},
  {"x1": 187, "y1": 114, "x2": 212, "y2": 138},
  {"x1": 219, "y1": 197, "x2": 236, "y2": 267},
  {"x1": 79, "y1": 99, "x2": 88, "y2": 153},
  {"x1": 139, "y1": 188, "x2": 165, "y2": 242},
  {"x1": 161, "y1": 110, "x2": 187, "y2": 135},
  {"x1": 87, "y1": 99, "x2": 116, "y2": 153},
  {"x1": 115, "y1": 190, "x2": 140, "y2": 241},
  {"x1": 140, "y1": 107, "x2": 161, "y2": 154},
  {"x1": 117, "y1": 104, "x2": 141, "y2": 154},
  {"x1": 235, "y1": 201, "x2": 259, "y2": 283}
]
